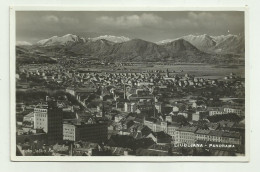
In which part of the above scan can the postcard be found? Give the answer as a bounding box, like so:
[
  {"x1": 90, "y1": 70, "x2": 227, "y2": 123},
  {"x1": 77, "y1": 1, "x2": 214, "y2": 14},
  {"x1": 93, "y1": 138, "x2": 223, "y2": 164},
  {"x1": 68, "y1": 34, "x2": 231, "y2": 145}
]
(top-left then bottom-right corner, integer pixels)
[{"x1": 10, "y1": 6, "x2": 249, "y2": 161}]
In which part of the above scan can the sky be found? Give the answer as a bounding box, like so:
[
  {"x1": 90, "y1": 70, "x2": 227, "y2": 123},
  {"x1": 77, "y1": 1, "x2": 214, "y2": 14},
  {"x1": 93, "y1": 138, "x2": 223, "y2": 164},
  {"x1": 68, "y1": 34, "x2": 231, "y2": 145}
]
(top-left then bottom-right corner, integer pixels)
[{"x1": 16, "y1": 11, "x2": 244, "y2": 44}]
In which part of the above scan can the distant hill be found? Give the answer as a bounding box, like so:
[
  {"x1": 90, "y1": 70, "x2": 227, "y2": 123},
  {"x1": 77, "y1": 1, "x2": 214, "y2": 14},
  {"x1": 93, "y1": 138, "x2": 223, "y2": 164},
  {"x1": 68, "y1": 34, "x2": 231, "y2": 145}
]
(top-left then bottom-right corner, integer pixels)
[
  {"x1": 16, "y1": 34, "x2": 245, "y2": 64},
  {"x1": 212, "y1": 35, "x2": 245, "y2": 55},
  {"x1": 16, "y1": 46, "x2": 57, "y2": 64},
  {"x1": 157, "y1": 34, "x2": 244, "y2": 55},
  {"x1": 103, "y1": 39, "x2": 168, "y2": 62},
  {"x1": 66, "y1": 38, "x2": 209, "y2": 62},
  {"x1": 181, "y1": 34, "x2": 217, "y2": 53},
  {"x1": 161, "y1": 38, "x2": 211, "y2": 63}
]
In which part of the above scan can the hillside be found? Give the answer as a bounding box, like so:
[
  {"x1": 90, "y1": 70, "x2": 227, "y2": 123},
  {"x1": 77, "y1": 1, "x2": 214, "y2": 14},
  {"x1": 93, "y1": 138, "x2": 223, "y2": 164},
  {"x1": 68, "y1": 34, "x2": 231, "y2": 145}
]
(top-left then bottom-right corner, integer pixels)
[
  {"x1": 16, "y1": 34, "x2": 245, "y2": 64},
  {"x1": 16, "y1": 46, "x2": 57, "y2": 64},
  {"x1": 158, "y1": 34, "x2": 245, "y2": 55}
]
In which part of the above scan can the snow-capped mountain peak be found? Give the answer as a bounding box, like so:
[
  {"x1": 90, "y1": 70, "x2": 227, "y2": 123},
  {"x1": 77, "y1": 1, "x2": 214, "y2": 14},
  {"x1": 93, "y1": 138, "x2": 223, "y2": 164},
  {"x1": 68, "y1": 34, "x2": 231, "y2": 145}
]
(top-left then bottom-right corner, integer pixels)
[
  {"x1": 36, "y1": 34, "x2": 82, "y2": 46},
  {"x1": 182, "y1": 34, "x2": 216, "y2": 49},
  {"x1": 157, "y1": 34, "x2": 244, "y2": 54},
  {"x1": 88, "y1": 35, "x2": 131, "y2": 43},
  {"x1": 156, "y1": 38, "x2": 178, "y2": 45},
  {"x1": 16, "y1": 41, "x2": 32, "y2": 46},
  {"x1": 157, "y1": 34, "x2": 214, "y2": 45}
]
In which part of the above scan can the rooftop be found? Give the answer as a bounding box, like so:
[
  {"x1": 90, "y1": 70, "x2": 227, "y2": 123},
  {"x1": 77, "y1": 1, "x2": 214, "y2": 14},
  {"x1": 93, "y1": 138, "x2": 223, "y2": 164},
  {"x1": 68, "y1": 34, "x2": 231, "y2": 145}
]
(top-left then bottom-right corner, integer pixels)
[
  {"x1": 196, "y1": 129, "x2": 211, "y2": 135},
  {"x1": 177, "y1": 126, "x2": 198, "y2": 133}
]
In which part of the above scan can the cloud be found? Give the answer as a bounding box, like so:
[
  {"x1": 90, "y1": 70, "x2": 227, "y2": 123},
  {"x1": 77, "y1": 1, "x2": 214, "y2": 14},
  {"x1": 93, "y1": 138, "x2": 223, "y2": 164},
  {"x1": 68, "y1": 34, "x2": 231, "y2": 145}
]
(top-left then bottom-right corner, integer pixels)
[
  {"x1": 16, "y1": 11, "x2": 244, "y2": 43},
  {"x1": 61, "y1": 17, "x2": 79, "y2": 24},
  {"x1": 41, "y1": 15, "x2": 79, "y2": 25},
  {"x1": 188, "y1": 12, "x2": 214, "y2": 21},
  {"x1": 185, "y1": 12, "x2": 242, "y2": 30},
  {"x1": 42, "y1": 15, "x2": 59, "y2": 23},
  {"x1": 178, "y1": 12, "x2": 215, "y2": 29},
  {"x1": 96, "y1": 13, "x2": 163, "y2": 28}
]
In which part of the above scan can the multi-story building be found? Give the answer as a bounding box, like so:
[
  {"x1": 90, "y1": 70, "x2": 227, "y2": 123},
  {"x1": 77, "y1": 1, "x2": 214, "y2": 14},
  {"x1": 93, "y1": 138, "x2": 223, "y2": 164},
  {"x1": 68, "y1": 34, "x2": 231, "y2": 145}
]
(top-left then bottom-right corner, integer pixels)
[
  {"x1": 196, "y1": 130, "x2": 242, "y2": 145},
  {"x1": 124, "y1": 102, "x2": 131, "y2": 112},
  {"x1": 66, "y1": 87, "x2": 97, "y2": 96},
  {"x1": 209, "y1": 110, "x2": 224, "y2": 116},
  {"x1": 174, "y1": 126, "x2": 198, "y2": 144},
  {"x1": 153, "y1": 121, "x2": 168, "y2": 133},
  {"x1": 223, "y1": 107, "x2": 243, "y2": 116},
  {"x1": 195, "y1": 129, "x2": 211, "y2": 142},
  {"x1": 63, "y1": 123, "x2": 79, "y2": 141},
  {"x1": 209, "y1": 107, "x2": 243, "y2": 116},
  {"x1": 174, "y1": 127, "x2": 242, "y2": 145},
  {"x1": 144, "y1": 118, "x2": 180, "y2": 138},
  {"x1": 63, "y1": 121, "x2": 108, "y2": 143},
  {"x1": 167, "y1": 123, "x2": 180, "y2": 137},
  {"x1": 124, "y1": 102, "x2": 137, "y2": 113},
  {"x1": 33, "y1": 102, "x2": 63, "y2": 144},
  {"x1": 221, "y1": 131, "x2": 242, "y2": 145},
  {"x1": 192, "y1": 113, "x2": 200, "y2": 121}
]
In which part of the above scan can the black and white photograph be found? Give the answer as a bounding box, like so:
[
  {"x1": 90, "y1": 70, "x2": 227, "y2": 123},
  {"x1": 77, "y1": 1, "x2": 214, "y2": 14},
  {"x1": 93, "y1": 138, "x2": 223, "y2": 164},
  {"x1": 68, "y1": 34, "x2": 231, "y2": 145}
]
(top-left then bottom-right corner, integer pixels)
[{"x1": 10, "y1": 8, "x2": 248, "y2": 161}]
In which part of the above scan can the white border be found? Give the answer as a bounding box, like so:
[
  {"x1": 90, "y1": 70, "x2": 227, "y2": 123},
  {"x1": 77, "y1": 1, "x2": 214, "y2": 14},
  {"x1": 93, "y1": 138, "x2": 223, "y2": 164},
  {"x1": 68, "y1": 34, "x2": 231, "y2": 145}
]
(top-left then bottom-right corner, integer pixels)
[{"x1": 10, "y1": 6, "x2": 250, "y2": 162}]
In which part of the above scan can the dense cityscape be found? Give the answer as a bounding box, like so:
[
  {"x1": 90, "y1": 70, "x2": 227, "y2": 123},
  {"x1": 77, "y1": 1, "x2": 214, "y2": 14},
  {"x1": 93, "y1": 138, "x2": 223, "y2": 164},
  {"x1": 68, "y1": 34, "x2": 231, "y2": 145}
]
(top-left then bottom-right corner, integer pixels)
[
  {"x1": 16, "y1": 58, "x2": 245, "y2": 156},
  {"x1": 14, "y1": 11, "x2": 245, "y2": 157}
]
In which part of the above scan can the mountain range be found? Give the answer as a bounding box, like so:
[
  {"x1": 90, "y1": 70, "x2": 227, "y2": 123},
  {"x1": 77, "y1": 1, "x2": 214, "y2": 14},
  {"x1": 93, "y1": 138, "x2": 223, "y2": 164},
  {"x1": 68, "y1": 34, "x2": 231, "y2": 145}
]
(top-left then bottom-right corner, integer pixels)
[
  {"x1": 16, "y1": 34, "x2": 245, "y2": 63},
  {"x1": 157, "y1": 34, "x2": 244, "y2": 55}
]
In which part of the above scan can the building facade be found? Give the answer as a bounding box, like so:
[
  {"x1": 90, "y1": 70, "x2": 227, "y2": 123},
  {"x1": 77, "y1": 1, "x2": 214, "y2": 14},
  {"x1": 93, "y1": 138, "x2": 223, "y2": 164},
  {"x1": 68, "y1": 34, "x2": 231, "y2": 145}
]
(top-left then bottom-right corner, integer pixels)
[
  {"x1": 174, "y1": 126, "x2": 198, "y2": 144},
  {"x1": 144, "y1": 118, "x2": 179, "y2": 138},
  {"x1": 33, "y1": 102, "x2": 63, "y2": 144},
  {"x1": 196, "y1": 130, "x2": 241, "y2": 145},
  {"x1": 223, "y1": 108, "x2": 243, "y2": 116},
  {"x1": 63, "y1": 122, "x2": 108, "y2": 143},
  {"x1": 124, "y1": 102, "x2": 137, "y2": 113}
]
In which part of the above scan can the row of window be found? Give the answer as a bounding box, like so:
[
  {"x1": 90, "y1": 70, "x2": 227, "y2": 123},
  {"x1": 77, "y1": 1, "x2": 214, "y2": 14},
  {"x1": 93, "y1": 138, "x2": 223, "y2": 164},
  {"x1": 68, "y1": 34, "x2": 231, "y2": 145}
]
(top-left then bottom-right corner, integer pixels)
[
  {"x1": 36, "y1": 122, "x2": 46, "y2": 126},
  {"x1": 177, "y1": 137, "x2": 240, "y2": 144},
  {"x1": 35, "y1": 109, "x2": 47, "y2": 113},
  {"x1": 35, "y1": 114, "x2": 47, "y2": 117},
  {"x1": 64, "y1": 128, "x2": 75, "y2": 131},
  {"x1": 178, "y1": 136, "x2": 194, "y2": 139},
  {"x1": 63, "y1": 131, "x2": 75, "y2": 134},
  {"x1": 196, "y1": 135, "x2": 238, "y2": 141}
]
